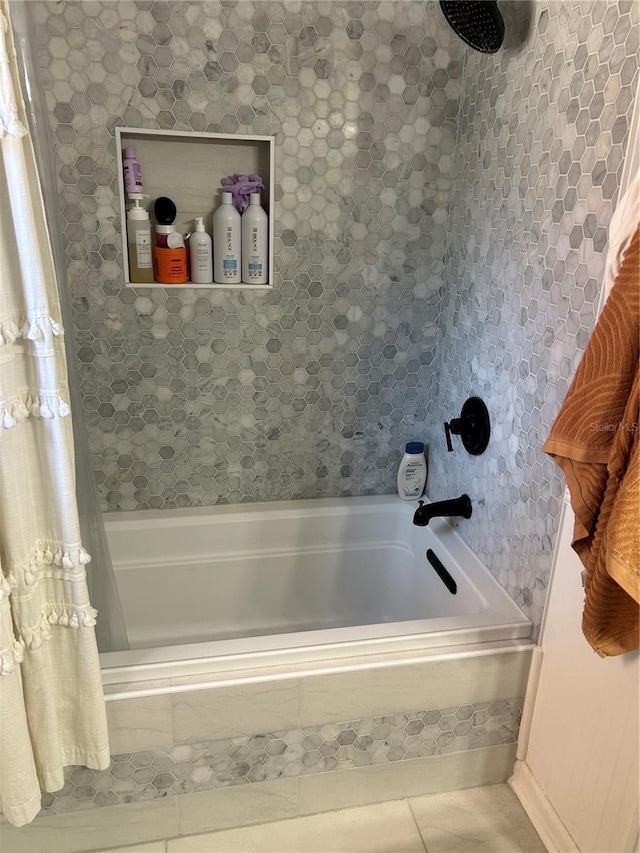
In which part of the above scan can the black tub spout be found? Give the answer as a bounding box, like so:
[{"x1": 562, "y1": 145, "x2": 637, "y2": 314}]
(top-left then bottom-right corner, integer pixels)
[{"x1": 413, "y1": 494, "x2": 472, "y2": 527}]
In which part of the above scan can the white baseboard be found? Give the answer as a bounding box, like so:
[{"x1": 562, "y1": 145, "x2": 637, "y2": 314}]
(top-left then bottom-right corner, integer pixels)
[{"x1": 509, "y1": 760, "x2": 581, "y2": 853}]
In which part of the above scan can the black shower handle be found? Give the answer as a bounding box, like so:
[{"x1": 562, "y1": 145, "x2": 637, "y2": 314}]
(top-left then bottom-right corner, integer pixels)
[
  {"x1": 443, "y1": 398, "x2": 490, "y2": 456},
  {"x1": 444, "y1": 417, "x2": 462, "y2": 452}
]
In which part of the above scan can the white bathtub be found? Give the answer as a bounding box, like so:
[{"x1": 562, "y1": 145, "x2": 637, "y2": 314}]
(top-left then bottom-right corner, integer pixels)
[{"x1": 100, "y1": 496, "x2": 531, "y2": 683}]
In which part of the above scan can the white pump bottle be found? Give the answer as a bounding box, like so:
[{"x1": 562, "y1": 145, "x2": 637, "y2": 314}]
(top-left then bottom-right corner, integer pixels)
[
  {"x1": 189, "y1": 217, "x2": 213, "y2": 284},
  {"x1": 126, "y1": 194, "x2": 153, "y2": 284}
]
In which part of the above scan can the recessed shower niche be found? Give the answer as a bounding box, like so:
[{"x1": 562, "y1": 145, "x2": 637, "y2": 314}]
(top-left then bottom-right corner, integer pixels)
[{"x1": 115, "y1": 127, "x2": 275, "y2": 289}]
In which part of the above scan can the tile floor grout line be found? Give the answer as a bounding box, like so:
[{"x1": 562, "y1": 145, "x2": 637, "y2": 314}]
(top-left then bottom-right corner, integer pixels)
[
  {"x1": 155, "y1": 800, "x2": 432, "y2": 853},
  {"x1": 407, "y1": 796, "x2": 431, "y2": 853},
  {"x1": 85, "y1": 785, "x2": 548, "y2": 853}
]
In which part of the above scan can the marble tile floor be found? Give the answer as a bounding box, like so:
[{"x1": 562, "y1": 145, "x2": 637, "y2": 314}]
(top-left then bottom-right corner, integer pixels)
[{"x1": 97, "y1": 784, "x2": 547, "y2": 853}]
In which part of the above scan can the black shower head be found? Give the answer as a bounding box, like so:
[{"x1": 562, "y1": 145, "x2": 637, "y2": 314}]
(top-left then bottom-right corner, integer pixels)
[{"x1": 439, "y1": 0, "x2": 505, "y2": 54}]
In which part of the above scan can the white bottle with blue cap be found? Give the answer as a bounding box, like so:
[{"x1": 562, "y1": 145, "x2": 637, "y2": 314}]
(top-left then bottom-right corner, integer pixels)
[{"x1": 397, "y1": 441, "x2": 427, "y2": 501}]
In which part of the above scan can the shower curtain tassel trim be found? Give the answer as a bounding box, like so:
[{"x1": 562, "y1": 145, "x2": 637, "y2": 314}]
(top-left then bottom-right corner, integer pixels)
[
  {"x1": 0, "y1": 640, "x2": 25, "y2": 676},
  {"x1": 21, "y1": 317, "x2": 65, "y2": 341},
  {"x1": 16, "y1": 603, "x2": 99, "y2": 654},
  {"x1": 0, "y1": 318, "x2": 19, "y2": 345},
  {"x1": 0, "y1": 574, "x2": 12, "y2": 600},
  {"x1": 24, "y1": 320, "x2": 43, "y2": 341},
  {"x1": 0, "y1": 392, "x2": 71, "y2": 428},
  {"x1": 0, "y1": 315, "x2": 64, "y2": 346},
  {"x1": 7, "y1": 543, "x2": 92, "y2": 589},
  {"x1": 0, "y1": 115, "x2": 27, "y2": 138}
]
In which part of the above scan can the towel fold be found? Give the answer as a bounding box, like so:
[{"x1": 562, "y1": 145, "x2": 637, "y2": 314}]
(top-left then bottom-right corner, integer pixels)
[{"x1": 543, "y1": 225, "x2": 639, "y2": 657}]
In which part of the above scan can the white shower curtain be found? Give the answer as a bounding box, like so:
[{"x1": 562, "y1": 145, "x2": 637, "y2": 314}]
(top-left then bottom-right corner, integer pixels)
[{"x1": 0, "y1": 0, "x2": 109, "y2": 827}]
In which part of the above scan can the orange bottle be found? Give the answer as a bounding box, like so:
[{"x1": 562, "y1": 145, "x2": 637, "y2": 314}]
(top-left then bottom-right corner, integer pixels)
[
  {"x1": 153, "y1": 197, "x2": 188, "y2": 284},
  {"x1": 154, "y1": 244, "x2": 188, "y2": 284}
]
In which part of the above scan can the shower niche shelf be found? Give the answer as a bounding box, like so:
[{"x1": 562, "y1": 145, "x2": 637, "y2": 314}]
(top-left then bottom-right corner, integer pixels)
[{"x1": 115, "y1": 127, "x2": 275, "y2": 290}]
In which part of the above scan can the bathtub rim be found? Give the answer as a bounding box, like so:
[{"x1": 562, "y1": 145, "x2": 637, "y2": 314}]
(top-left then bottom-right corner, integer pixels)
[
  {"x1": 101, "y1": 495, "x2": 531, "y2": 685},
  {"x1": 100, "y1": 622, "x2": 533, "y2": 687},
  {"x1": 102, "y1": 637, "x2": 536, "y2": 699},
  {"x1": 103, "y1": 493, "x2": 440, "y2": 528}
]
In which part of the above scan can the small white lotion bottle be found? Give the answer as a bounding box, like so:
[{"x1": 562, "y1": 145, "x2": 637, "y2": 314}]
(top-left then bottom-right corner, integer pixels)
[
  {"x1": 397, "y1": 442, "x2": 427, "y2": 501},
  {"x1": 241, "y1": 193, "x2": 268, "y2": 284},
  {"x1": 189, "y1": 217, "x2": 213, "y2": 284},
  {"x1": 213, "y1": 192, "x2": 241, "y2": 284}
]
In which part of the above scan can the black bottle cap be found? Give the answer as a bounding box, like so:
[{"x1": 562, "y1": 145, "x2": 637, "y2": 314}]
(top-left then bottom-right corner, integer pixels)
[{"x1": 154, "y1": 196, "x2": 177, "y2": 225}]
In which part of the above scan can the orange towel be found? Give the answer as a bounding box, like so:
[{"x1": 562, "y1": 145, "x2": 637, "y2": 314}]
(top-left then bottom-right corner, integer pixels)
[{"x1": 543, "y1": 225, "x2": 639, "y2": 656}]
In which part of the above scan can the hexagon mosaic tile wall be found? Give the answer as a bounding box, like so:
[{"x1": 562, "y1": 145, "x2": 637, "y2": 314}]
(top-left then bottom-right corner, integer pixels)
[
  {"x1": 39, "y1": 698, "x2": 523, "y2": 815},
  {"x1": 424, "y1": 0, "x2": 639, "y2": 634},
  {"x1": 29, "y1": 0, "x2": 640, "y2": 637},
  {"x1": 32, "y1": 0, "x2": 464, "y2": 511}
]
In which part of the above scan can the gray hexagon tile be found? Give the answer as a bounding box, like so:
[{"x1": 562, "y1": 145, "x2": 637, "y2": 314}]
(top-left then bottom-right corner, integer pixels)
[
  {"x1": 29, "y1": 0, "x2": 640, "y2": 639},
  {"x1": 424, "y1": 0, "x2": 639, "y2": 637},
  {"x1": 32, "y1": 0, "x2": 465, "y2": 514},
  {"x1": 39, "y1": 697, "x2": 523, "y2": 815}
]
